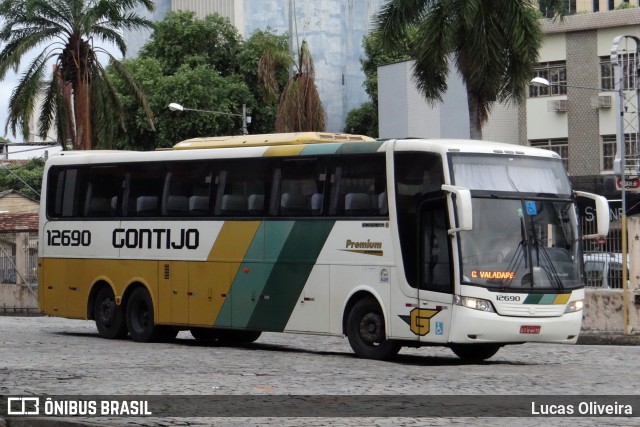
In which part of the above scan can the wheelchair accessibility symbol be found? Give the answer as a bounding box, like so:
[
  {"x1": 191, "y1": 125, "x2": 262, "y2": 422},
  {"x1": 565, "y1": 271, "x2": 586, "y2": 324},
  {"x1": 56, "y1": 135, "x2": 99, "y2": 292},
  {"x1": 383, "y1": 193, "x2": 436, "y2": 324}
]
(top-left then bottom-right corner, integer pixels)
[{"x1": 435, "y1": 321, "x2": 443, "y2": 335}]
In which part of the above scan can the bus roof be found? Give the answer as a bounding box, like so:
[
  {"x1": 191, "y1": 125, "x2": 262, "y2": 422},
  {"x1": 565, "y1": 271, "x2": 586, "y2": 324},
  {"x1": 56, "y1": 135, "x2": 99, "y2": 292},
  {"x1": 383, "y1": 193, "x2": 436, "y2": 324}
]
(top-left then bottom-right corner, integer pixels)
[{"x1": 172, "y1": 132, "x2": 376, "y2": 150}]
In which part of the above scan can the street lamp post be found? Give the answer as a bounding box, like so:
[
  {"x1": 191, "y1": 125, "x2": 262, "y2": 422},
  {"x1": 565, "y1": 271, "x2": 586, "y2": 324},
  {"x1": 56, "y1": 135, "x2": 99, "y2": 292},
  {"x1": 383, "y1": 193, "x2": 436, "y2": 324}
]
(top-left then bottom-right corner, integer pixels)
[{"x1": 168, "y1": 102, "x2": 250, "y2": 135}]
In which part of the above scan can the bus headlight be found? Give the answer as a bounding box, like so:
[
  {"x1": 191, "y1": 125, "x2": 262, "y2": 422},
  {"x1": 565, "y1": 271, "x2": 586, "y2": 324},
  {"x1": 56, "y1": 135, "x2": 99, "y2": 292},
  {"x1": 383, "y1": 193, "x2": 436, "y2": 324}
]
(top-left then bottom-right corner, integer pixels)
[
  {"x1": 454, "y1": 295, "x2": 495, "y2": 313},
  {"x1": 564, "y1": 299, "x2": 584, "y2": 313}
]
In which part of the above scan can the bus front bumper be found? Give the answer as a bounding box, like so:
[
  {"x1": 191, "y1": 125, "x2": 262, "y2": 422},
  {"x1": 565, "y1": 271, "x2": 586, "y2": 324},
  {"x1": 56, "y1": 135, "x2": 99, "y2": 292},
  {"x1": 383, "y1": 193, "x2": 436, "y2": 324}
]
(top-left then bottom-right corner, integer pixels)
[{"x1": 448, "y1": 306, "x2": 583, "y2": 344}]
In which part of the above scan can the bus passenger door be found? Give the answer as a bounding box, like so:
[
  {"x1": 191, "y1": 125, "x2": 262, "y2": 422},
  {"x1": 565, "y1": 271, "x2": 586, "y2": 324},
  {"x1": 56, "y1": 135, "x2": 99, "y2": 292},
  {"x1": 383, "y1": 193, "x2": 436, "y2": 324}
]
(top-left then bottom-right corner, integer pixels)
[{"x1": 418, "y1": 197, "x2": 454, "y2": 343}]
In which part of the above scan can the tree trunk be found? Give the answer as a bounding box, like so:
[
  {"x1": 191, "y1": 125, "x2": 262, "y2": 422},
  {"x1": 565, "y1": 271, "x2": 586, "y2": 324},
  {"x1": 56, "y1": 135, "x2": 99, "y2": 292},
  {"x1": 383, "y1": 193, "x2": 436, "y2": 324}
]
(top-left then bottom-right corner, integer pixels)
[
  {"x1": 73, "y1": 76, "x2": 92, "y2": 150},
  {"x1": 466, "y1": 89, "x2": 483, "y2": 141}
]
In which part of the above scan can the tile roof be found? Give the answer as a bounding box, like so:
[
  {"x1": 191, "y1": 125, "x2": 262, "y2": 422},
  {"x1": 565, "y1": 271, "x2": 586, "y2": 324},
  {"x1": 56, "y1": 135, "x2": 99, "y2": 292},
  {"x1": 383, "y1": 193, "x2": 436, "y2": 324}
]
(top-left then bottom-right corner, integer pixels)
[{"x1": 0, "y1": 212, "x2": 39, "y2": 232}]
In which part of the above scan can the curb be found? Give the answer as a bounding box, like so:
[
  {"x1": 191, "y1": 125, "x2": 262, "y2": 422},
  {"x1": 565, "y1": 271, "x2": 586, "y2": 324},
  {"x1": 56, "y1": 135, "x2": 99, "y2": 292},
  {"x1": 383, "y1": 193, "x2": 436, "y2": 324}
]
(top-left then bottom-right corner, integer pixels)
[{"x1": 577, "y1": 333, "x2": 640, "y2": 345}]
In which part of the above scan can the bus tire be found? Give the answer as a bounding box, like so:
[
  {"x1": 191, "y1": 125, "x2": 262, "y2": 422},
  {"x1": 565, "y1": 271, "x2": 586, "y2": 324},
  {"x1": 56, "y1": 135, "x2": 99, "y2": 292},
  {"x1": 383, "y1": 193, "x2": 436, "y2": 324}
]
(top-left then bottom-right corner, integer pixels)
[
  {"x1": 126, "y1": 287, "x2": 162, "y2": 342},
  {"x1": 94, "y1": 287, "x2": 127, "y2": 339},
  {"x1": 450, "y1": 344, "x2": 501, "y2": 361},
  {"x1": 347, "y1": 297, "x2": 401, "y2": 360}
]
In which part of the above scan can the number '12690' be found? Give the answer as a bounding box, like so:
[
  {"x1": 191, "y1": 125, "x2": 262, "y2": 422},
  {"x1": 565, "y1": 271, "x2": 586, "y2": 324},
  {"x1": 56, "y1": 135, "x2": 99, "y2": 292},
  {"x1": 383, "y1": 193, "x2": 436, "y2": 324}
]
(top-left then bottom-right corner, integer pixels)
[{"x1": 47, "y1": 230, "x2": 91, "y2": 247}]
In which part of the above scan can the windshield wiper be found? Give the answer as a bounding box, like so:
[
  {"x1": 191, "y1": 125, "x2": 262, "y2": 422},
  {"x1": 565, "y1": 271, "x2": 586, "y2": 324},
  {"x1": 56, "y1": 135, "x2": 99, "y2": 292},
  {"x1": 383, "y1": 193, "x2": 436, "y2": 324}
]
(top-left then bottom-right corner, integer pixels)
[
  {"x1": 532, "y1": 238, "x2": 565, "y2": 291},
  {"x1": 503, "y1": 217, "x2": 528, "y2": 289}
]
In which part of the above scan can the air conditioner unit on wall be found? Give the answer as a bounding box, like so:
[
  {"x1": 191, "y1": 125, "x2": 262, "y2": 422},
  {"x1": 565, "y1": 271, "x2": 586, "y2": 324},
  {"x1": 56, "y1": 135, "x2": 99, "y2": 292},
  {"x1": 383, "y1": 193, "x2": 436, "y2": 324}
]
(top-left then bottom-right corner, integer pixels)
[
  {"x1": 590, "y1": 95, "x2": 612, "y2": 109},
  {"x1": 547, "y1": 99, "x2": 567, "y2": 113}
]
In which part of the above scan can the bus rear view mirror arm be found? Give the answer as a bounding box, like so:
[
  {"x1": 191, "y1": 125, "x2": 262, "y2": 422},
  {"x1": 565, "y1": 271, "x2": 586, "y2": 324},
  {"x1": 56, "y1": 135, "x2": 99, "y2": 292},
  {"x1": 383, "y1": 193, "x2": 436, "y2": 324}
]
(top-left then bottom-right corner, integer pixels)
[
  {"x1": 442, "y1": 184, "x2": 473, "y2": 235},
  {"x1": 575, "y1": 191, "x2": 609, "y2": 239}
]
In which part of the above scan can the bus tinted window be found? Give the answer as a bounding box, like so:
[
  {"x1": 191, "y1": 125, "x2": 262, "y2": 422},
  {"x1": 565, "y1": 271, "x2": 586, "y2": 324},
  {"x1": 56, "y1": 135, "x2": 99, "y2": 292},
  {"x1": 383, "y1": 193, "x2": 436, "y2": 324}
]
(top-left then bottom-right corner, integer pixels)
[
  {"x1": 125, "y1": 163, "x2": 165, "y2": 217},
  {"x1": 215, "y1": 160, "x2": 267, "y2": 216},
  {"x1": 48, "y1": 167, "x2": 84, "y2": 218},
  {"x1": 394, "y1": 152, "x2": 445, "y2": 288},
  {"x1": 275, "y1": 158, "x2": 326, "y2": 216},
  {"x1": 330, "y1": 155, "x2": 386, "y2": 216},
  {"x1": 83, "y1": 166, "x2": 126, "y2": 217},
  {"x1": 162, "y1": 162, "x2": 214, "y2": 217}
]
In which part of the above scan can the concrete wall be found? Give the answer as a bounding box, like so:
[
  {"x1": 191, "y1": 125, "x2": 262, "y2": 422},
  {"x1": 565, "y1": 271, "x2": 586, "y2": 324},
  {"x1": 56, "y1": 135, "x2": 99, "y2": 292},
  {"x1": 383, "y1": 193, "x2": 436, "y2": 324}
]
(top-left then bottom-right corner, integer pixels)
[
  {"x1": 0, "y1": 284, "x2": 38, "y2": 313},
  {"x1": 583, "y1": 290, "x2": 639, "y2": 333}
]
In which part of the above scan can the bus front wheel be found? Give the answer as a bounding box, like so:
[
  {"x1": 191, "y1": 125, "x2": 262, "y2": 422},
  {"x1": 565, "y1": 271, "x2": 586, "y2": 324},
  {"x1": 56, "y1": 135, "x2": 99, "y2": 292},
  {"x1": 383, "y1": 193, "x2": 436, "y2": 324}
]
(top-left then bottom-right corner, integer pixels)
[
  {"x1": 347, "y1": 297, "x2": 401, "y2": 360},
  {"x1": 450, "y1": 344, "x2": 501, "y2": 361},
  {"x1": 94, "y1": 287, "x2": 127, "y2": 339},
  {"x1": 126, "y1": 287, "x2": 167, "y2": 342}
]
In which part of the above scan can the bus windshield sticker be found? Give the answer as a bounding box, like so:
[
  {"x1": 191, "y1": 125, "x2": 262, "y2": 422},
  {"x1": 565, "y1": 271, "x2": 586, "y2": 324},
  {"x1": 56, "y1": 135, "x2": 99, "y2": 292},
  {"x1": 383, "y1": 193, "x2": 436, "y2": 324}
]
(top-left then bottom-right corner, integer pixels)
[{"x1": 525, "y1": 201, "x2": 538, "y2": 215}]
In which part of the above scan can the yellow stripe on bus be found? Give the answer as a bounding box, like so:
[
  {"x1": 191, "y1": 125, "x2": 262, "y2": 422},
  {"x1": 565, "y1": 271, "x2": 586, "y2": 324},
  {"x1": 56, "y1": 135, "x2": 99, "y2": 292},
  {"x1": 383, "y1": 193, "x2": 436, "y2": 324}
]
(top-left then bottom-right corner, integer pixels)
[
  {"x1": 207, "y1": 221, "x2": 261, "y2": 262},
  {"x1": 263, "y1": 145, "x2": 306, "y2": 157},
  {"x1": 553, "y1": 293, "x2": 571, "y2": 305}
]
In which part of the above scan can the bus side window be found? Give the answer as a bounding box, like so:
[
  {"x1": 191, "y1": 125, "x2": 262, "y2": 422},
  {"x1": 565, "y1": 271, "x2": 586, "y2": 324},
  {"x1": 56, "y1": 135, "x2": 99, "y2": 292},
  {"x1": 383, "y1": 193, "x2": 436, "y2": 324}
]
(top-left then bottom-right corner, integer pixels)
[
  {"x1": 47, "y1": 167, "x2": 85, "y2": 218},
  {"x1": 214, "y1": 160, "x2": 266, "y2": 217},
  {"x1": 162, "y1": 162, "x2": 213, "y2": 217},
  {"x1": 329, "y1": 155, "x2": 386, "y2": 217},
  {"x1": 82, "y1": 166, "x2": 124, "y2": 218},
  {"x1": 275, "y1": 158, "x2": 325, "y2": 217},
  {"x1": 125, "y1": 164, "x2": 165, "y2": 217}
]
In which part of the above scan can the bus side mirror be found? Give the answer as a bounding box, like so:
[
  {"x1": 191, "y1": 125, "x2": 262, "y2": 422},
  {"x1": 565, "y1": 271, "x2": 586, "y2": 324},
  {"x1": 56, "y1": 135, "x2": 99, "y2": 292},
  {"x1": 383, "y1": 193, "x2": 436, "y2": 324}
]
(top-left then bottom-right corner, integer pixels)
[
  {"x1": 575, "y1": 191, "x2": 609, "y2": 239},
  {"x1": 442, "y1": 184, "x2": 473, "y2": 234}
]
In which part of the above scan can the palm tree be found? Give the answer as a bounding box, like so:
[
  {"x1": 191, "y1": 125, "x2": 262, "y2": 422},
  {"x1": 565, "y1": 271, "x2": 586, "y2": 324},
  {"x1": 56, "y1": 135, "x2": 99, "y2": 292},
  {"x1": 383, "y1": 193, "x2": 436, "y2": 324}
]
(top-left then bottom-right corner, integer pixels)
[
  {"x1": 258, "y1": 39, "x2": 326, "y2": 132},
  {"x1": 376, "y1": 0, "x2": 565, "y2": 140},
  {"x1": 0, "y1": 0, "x2": 155, "y2": 150}
]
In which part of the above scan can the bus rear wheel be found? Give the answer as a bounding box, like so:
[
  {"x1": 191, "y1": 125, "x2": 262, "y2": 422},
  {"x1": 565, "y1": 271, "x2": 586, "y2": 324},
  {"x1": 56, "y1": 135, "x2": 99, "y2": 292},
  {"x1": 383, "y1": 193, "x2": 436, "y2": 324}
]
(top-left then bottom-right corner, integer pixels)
[
  {"x1": 94, "y1": 287, "x2": 127, "y2": 339},
  {"x1": 126, "y1": 287, "x2": 167, "y2": 342},
  {"x1": 450, "y1": 344, "x2": 501, "y2": 361},
  {"x1": 347, "y1": 297, "x2": 401, "y2": 360}
]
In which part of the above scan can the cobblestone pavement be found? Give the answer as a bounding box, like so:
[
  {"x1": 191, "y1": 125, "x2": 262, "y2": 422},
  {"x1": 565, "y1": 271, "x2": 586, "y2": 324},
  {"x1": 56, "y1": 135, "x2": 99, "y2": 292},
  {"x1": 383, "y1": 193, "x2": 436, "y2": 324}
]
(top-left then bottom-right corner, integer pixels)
[{"x1": 0, "y1": 316, "x2": 638, "y2": 426}]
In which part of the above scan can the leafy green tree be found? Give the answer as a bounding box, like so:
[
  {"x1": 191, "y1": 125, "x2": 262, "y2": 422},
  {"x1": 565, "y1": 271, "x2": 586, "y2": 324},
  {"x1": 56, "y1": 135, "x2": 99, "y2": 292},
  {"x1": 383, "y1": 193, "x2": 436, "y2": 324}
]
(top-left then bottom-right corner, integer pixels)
[
  {"x1": 0, "y1": 158, "x2": 44, "y2": 200},
  {"x1": 344, "y1": 101, "x2": 378, "y2": 137},
  {"x1": 376, "y1": 0, "x2": 565, "y2": 139},
  {"x1": 110, "y1": 11, "x2": 263, "y2": 150},
  {"x1": 139, "y1": 11, "x2": 242, "y2": 77},
  {"x1": 238, "y1": 28, "x2": 289, "y2": 134},
  {"x1": 112, "y1": 15, "x2": 295, "y2": 150},
  {"x1": 0, "y1": 0, "x2": 155, "y2": 150}
]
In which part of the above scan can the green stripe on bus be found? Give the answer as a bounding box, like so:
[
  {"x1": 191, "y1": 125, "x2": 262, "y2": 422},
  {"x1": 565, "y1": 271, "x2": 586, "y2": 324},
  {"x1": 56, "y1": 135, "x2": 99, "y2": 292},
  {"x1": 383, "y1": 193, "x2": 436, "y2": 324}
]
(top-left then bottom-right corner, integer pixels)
[
  {"x1": 246, "y1": 220, "x2": 335, "y2": 331},
  {"x1": 215, "y1": 221, "x2": 296, "y2": 328},
  {"x1": 523, "y1": 294, "x2": 543, "y2": 304},
  {"x1": 538, "y1": 294, "x2": 557, "y2": 304},
  {"x1": 336, "y1": 141, "x2": 384, "y2": 154},
  {"x1": 300, "y1": 143, "x2": 342, "y2": 156}
]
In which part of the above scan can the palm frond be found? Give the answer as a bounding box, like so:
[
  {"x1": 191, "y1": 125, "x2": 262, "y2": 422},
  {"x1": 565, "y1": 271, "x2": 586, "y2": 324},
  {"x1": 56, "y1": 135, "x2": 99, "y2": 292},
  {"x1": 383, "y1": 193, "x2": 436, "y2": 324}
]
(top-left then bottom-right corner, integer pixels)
[{"x1": 5, "y1": 51, "x2": 52, "y2": 140}]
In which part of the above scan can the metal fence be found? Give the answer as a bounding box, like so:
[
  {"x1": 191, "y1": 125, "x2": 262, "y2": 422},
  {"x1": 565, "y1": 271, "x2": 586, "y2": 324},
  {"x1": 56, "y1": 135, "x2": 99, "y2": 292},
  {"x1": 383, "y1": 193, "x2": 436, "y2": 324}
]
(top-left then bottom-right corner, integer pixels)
[
  {"x1": 581, "y1": 218, "x2": 626, "y2": 289},
  {"x1": 0, "y1": 231, "x2": 38, "y2": 285}
]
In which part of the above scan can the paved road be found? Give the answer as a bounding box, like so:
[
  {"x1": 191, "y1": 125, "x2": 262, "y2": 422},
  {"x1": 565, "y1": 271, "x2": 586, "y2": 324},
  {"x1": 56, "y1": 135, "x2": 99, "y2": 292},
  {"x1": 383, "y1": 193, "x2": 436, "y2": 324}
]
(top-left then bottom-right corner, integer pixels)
[{"x1": 0, "y1": 316, "x2": 638, "y2": 426}]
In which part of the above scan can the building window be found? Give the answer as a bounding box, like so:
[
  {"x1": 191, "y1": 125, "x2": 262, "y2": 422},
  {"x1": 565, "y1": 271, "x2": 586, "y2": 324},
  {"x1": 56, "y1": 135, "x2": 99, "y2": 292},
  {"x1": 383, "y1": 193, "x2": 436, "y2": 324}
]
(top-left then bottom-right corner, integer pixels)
[
  {"x1": 602, "y1": 134, "x2": 639, "y2": 172},
  {"x1": 529, "y1": 62, "x2": 567, "y2": 97},
  {"x1": 593, "y1": 0, "x2": 599, "y2": 11},
  {"x1": 600, "y1": 55, "x2": 639, "y2": 90},
  {"x1": 608, "y1": 0, "x2": 615, "y2": 10},
  {"x1": 539, "y1": 0, "x2": 576, "y2": 15},
  {"x1": 530, "y1": 139, "x2": 569, "y2": 171}
]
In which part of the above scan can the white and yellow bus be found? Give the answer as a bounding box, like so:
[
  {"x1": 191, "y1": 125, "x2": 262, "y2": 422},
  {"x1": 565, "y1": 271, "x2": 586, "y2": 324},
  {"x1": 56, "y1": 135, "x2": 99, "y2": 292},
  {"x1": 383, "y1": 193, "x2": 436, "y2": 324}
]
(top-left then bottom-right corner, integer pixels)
[{"x1": 38, "y1": 132, "x2": 609, "y2": 361}]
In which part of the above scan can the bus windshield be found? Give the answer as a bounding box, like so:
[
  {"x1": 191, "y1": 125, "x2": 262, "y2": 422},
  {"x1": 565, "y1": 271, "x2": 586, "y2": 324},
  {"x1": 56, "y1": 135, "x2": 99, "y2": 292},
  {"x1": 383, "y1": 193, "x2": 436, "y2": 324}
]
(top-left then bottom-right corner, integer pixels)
[{"x1": 451, "y1": 154, "x2": 580, "y2": 290}]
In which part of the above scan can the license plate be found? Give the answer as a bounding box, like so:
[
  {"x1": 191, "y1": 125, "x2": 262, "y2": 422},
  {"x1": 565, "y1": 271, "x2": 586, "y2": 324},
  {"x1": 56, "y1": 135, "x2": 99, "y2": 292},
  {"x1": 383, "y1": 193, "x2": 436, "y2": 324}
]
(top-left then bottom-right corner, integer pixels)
[{"x1": 520, "y1": 325, "x2": 541, "y2": 334}]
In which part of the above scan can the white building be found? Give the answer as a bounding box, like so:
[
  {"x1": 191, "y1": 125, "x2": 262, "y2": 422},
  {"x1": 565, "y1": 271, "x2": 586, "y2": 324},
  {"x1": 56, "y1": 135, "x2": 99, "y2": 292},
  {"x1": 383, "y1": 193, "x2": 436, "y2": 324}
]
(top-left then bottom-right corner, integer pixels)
[{"x1": 378, "y1": 8, "x2": 640, "y2": 206}]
